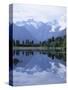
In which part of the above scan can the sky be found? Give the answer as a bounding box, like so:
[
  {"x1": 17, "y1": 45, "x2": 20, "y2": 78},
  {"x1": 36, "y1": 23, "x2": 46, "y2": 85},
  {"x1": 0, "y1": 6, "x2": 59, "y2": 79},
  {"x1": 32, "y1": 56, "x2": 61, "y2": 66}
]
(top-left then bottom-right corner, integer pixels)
[
  {"x1": 13, "y1": 60, "x2": 66, "y2": 85},
  {"x1": 13, "y1": 4, "x2": 66, "y2": 24}
]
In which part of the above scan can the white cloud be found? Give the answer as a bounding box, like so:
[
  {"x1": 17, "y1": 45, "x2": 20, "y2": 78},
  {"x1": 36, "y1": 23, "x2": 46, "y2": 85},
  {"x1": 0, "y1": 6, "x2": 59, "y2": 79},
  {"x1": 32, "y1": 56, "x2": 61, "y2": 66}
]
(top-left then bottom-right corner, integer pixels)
[
  {"x1": 50, "y1": 25, "x2": 56, "y2": 32},
  {"x1": 58, "y1": 15, "x2": 66, "y2": 31},
  {"x1": 13, "y1": 62, "x2": 66, "y2": 86},
  {"x1": 13, "y1": 4, "x2": 66, "y2": 23},
  {"x1": 49, "y1": 15, "x2": 66, "y2": 32}
]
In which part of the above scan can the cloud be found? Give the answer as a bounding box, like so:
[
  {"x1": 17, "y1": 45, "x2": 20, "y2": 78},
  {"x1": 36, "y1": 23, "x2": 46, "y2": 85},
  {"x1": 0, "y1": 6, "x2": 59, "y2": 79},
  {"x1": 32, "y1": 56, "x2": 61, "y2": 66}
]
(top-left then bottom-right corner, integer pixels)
[
  {"x1": 13, "y1": 4, "x2": 66, "y2": 23},
  {"x1": 49, "y1": 15, "x2": 66, "y2": 32},
  {"x1": 58, "y1": 15, "x2": 66, "y2": 31},
  {"x1": 13, "y1": 62, "x2": 66, "y2": 86}
]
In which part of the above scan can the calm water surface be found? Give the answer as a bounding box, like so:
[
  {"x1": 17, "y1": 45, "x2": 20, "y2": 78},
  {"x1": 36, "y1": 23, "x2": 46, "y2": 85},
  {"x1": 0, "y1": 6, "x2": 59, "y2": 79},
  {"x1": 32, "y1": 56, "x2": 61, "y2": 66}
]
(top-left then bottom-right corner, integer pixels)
[{"x1": 11, "y1": 50, "x2": 66, "y2": 86}]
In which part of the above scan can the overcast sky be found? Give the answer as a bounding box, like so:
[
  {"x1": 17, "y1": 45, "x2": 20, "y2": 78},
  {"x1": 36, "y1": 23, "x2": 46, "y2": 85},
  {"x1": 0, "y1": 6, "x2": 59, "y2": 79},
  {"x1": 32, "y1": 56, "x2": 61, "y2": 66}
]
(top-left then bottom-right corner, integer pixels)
[{"x1": 13, "y1": 4, "x2": 66, "y2": 23}]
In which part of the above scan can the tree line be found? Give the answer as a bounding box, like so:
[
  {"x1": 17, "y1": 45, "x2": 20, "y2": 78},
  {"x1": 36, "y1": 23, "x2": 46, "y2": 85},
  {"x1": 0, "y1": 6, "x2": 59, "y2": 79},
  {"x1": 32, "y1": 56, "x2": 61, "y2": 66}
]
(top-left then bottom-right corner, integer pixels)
[{"x1": 13, "y1": 35, "x2": 66, "y2": 50}]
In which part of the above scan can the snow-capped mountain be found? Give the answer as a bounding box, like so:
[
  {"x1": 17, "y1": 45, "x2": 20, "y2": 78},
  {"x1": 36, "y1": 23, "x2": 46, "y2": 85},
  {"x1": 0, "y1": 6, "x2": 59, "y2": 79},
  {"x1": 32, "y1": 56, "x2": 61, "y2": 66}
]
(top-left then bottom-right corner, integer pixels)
[
  {"x1": 9, "y1": 19, "x2": 66, "y2": 42},
  {"x1": 16, "y1": 19, "x2": 42, "y2": 29}
]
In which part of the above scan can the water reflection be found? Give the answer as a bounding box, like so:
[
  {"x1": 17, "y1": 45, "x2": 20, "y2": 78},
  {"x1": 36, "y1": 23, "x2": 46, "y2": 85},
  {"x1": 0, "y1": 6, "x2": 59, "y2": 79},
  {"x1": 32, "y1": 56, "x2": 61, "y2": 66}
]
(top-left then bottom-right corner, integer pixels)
[
  {"x1": 11, "y1": 50, "x2": 66, "y2": 86},
  {"x1": 13, "y1": 50, "x2": 66, "y2": 61}
]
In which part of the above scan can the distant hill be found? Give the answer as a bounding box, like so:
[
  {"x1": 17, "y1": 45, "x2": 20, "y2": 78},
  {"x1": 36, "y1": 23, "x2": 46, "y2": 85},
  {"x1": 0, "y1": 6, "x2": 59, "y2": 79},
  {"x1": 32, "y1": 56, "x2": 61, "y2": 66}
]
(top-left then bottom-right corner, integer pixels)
[{"x1": 9, "y1": 19, "x2": 66, "y2": 42}]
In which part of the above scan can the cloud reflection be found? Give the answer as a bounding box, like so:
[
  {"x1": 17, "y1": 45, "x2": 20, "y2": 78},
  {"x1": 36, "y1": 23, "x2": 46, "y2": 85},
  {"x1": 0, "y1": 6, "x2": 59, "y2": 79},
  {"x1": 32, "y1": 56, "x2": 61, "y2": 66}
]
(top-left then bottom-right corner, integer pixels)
[{"x1": 13, "y1": 61, "x2": 66, "y2": 86}]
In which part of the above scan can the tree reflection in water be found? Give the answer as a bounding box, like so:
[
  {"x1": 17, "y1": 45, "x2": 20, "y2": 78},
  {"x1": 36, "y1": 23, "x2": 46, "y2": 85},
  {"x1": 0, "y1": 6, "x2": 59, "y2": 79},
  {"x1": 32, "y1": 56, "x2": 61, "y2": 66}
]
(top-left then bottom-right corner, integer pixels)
[
  {"x1": 13, "y1": 50, "x2": 66, "y2": 63},
  {"x1": 10, "y1": 49, "x2": 66, "y2": 85}
]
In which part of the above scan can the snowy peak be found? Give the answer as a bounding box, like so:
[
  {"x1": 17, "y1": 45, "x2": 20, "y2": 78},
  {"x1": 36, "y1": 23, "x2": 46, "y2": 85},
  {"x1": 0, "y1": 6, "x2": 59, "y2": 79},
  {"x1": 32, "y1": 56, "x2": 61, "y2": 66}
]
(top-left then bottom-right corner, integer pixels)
[
  {"x1": 12, "y1": 18, "x2": 66, "y2": 42},
  {"x1": 15, "y1": 19, "x2": 47, "y2": 30},
  {"x1": 26, "y1": 19, "x2": 38, "y2": 29},
  {"x1": 15, "y1": 18, "x2": 66, "y2": 33},
  {"x1": 16, "y1": 19, "x2": 38, "y2": 29}
]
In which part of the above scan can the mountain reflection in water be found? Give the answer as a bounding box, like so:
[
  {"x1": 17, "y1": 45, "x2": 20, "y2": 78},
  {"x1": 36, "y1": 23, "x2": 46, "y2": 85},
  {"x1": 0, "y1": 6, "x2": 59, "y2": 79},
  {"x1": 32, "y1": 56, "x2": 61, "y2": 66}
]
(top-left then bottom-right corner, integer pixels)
[{"x1": 11, "y1": 50, "x2": 66, "y2": 86}]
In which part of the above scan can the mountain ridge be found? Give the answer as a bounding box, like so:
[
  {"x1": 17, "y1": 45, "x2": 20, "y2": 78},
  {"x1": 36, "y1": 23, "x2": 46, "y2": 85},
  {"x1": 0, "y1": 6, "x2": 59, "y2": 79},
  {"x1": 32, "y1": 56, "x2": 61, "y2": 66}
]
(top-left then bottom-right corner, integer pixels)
[{"x1": 9, "y1": 20, "x2": 66, "y2": 42}]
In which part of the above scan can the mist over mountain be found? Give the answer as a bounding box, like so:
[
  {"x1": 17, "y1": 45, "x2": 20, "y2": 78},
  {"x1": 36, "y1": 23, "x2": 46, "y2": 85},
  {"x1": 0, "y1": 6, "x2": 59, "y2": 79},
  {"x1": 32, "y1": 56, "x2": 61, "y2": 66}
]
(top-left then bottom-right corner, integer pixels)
[{"x1": 9, "y1": 19, "x2": 66, "y2": 42}]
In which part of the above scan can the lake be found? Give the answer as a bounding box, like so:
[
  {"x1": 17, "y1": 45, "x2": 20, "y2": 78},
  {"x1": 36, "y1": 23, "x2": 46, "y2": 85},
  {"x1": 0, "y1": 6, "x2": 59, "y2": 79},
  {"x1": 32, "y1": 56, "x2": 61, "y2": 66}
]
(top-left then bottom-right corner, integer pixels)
[{"x1": 10, "y1": 50, "x2": 66, "y2": 86}]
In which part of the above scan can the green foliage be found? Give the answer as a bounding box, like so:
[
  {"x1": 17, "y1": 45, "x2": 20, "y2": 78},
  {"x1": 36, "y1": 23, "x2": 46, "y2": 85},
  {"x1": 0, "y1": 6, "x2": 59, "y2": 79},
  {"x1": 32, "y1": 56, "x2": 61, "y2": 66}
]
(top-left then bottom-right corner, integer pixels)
[
  {"x1": 13, "y1": 35, "x2": 66, "y2": 52},
  {"x1": 46, "y1": 36, "x2": 66, "y2": 51}
]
